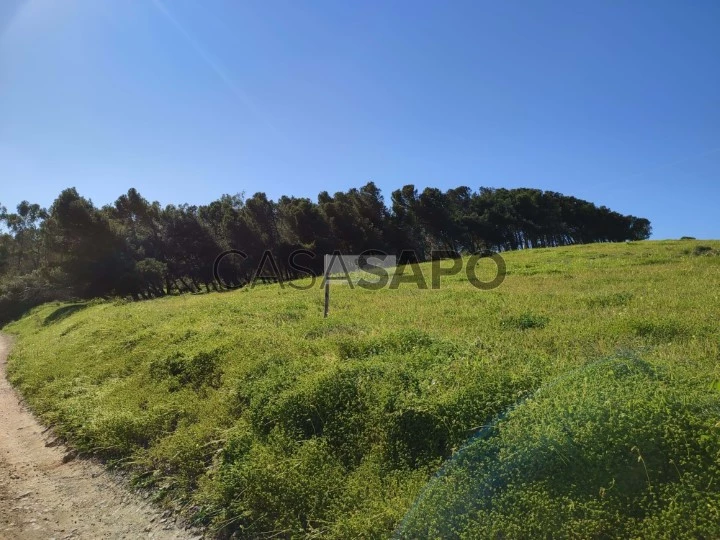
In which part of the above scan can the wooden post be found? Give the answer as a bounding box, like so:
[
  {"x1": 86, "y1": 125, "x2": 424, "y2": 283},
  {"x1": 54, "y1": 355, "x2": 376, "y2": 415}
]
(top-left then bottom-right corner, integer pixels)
[{"x1": 323, "y1": 278, "x2": 330, "y2": 318}]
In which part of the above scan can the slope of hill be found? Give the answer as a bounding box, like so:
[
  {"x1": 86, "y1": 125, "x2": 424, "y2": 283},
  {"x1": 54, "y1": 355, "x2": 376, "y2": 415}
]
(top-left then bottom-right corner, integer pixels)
[
  {"x1": 0, "y1": 335, "x2": 196, "y2": 539},
  {"x1": 4, "y1": 240, "x2": 720, "y2": 538}
]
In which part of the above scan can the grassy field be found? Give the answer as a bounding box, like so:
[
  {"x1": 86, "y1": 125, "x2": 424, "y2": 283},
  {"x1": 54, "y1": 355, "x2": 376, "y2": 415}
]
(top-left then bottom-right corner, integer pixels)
[{"x1": 4, "y1": 240, "x2": 720, "y2": 538}]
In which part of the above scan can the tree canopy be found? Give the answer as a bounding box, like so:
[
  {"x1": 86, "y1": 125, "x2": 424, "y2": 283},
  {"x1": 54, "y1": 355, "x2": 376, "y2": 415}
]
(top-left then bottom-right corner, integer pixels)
[{"x1": 0, "y1": 183, "x2": 651, "y2": 323}]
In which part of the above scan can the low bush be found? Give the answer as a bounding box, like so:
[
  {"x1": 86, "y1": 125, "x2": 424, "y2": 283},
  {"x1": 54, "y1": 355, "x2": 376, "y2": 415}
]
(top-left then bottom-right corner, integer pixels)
[{"x1": 399, "y1": 357, "x2": 720, "y2": 538}]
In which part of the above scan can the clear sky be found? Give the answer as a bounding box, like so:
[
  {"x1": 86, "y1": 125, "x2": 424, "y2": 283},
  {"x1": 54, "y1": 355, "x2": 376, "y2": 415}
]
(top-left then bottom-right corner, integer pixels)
[{"x1": 1, "y1": 0, "x2": 719, "y2": 239}]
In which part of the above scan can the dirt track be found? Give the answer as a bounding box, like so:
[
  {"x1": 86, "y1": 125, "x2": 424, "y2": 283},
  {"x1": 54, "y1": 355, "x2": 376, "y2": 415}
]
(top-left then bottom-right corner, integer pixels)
[{"x1": 0, "y1": 334, "x2": 200, "y2": 539}]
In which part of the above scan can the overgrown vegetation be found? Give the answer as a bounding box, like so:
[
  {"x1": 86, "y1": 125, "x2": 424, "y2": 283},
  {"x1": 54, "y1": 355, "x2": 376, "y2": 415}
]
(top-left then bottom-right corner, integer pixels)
[
  {"x1": 4, "y1": 240, "x2": 719, "y2": 538},
  {"x1": 1, "y1": 185, "x2": 651, "y2": 324},
  {"x1": 399, "y1": 357, "x2": 720, "y2": 538}
]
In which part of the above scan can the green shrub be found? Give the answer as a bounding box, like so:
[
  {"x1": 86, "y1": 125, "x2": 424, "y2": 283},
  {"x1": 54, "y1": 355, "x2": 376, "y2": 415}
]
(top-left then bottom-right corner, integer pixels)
[
  {"x1": 85, "y1": 404, "x2": 187, "y2": 459},
  {"x1": 269, "y1": 365, "x2": 386, "y2": 467},
  {"x1": 398, "y1": 357, "x2": 720, "y2": 538},
  {"x1": 149, "y1": 350, "x2": 223, "y2": 390},
  {"x1": 210, "y1": 436, "x2": 347, "y2": 538}
]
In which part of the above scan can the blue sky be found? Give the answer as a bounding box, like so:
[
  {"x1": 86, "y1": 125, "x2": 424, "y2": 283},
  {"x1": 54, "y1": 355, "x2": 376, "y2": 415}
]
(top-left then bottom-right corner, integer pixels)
[{"x1": 1, "y1": 0, "x2": 718, "y2": 239}]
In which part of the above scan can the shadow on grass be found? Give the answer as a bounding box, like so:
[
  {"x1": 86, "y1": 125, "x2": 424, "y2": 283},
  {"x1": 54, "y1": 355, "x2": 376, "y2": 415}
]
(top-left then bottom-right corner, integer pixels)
[{"x1": 43, "y1": 303, "x2": 88, "y2": 326}]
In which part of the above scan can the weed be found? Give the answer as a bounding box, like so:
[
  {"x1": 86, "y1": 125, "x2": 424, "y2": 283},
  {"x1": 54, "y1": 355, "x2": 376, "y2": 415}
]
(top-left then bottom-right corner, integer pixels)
[{"x1": 4, "y1": 240, "x2": 720, "y2": 538}]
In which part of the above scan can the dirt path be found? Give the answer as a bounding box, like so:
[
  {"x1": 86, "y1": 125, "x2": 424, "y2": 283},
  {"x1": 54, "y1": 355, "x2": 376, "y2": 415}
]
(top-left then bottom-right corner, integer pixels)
[{"x1": 0, "y1": 334, "x2": 201, "y2": 539}]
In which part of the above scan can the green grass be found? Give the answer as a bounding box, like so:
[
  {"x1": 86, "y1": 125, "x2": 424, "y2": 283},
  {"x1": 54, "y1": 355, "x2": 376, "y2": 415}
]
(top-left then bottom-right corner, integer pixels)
[{"x1": 4, "y1": 240, "x2": 720, "y2": 538}]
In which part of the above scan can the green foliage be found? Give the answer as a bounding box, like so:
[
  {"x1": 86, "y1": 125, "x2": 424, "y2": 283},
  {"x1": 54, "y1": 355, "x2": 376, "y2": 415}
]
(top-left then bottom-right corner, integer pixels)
[
  {"x1": 1, "y1": 184, "x2": 652, "y2": 324},
  {"x1": 4, "y1": 240, "x2": 720, "y2": 538},
  {"x1": 627, "y1": 318, "x2": 689, "y2": 341},
  {"x1": 398, "y1": 357, "x2": 720, "y2": 538},
  {"x1": 0, "y1": 268, "x2": 68, "y2": 324},
  {"x1": 149, "y1": 350, "x2": 223, "y2": 391}
]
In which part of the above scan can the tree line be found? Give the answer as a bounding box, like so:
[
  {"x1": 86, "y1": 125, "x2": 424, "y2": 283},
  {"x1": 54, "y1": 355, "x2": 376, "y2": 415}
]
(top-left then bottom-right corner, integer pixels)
[{"x1": 0, "y1": 183, "x2": 650, "y2": 323}]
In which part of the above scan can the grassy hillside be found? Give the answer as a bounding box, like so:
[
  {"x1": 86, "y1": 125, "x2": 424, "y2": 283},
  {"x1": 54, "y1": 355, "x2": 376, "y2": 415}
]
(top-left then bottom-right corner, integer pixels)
[{"x1": 4, "y1": 240, "x2": 720, "y2": 538}]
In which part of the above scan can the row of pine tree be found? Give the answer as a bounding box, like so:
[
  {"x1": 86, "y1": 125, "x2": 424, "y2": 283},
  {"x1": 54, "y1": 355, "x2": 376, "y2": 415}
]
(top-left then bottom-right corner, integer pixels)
[{"x1": 0, "y1": 183, "x2": 650, "y2": 323}]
